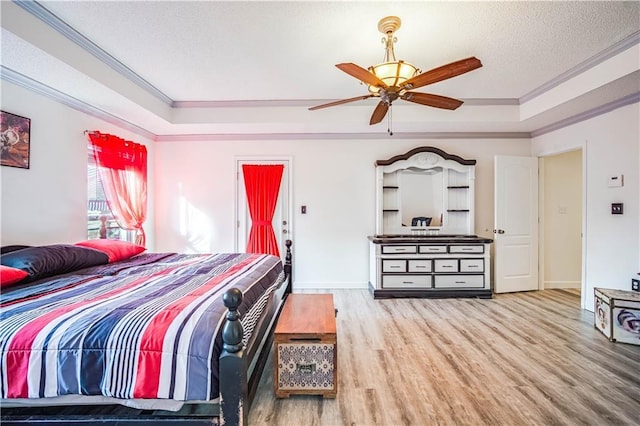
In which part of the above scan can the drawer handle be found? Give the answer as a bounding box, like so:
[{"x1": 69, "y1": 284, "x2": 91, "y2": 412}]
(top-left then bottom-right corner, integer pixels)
[
  {"x1": 389, "y1": 265, "x2": 401, "y2": 268},
  {"x1": 466, "y1": 265, "x2": 479, "y2": 268},
  {"x1": 427, "y1": 248, "x2": 441, "y2": 251},
  {"x1": 455, "y1": 281, "x2": 466, "y2": 284},
  {"x1": 461, "y1": 248, "x2": 474, "y2": 251},
  {"x1": 402, "y1": 281, "x2": 414, "y2": 284},
  {"x1": 296, "y1": 363, "x2": 316, "y2": 374},
  {"x1": 441, "y1": 265, "x2": 453, "y2": 268},
  {"x1": 414, "y1": 265, "x2": 427, "y2": 268}
]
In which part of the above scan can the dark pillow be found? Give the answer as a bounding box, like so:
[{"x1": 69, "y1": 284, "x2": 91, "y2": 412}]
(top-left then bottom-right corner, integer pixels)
[
  {"x1": 75, "y1": 239, "x2": 146, "y2": 263},
  {"x1": 0, "y1": 265, "x2": 29, "y2": 288},
  {"x1": 1, "y1": 245, "x2": 31, "y2": 254},
  {"x1": 0, "y1": 244, "x2": 109, "y2": 282}
]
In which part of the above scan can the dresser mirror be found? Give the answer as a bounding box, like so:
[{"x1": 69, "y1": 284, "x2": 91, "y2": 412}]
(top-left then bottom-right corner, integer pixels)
[
  {"x1": 375, "y1": 147, "x2": 476, "y2": 236},
  {"x1": 396, "y1": 167, "x2": 444, "y2": 228}
]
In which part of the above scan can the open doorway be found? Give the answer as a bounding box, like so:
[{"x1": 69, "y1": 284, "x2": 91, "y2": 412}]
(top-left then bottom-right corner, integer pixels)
[{"x1": 539, "y1": 149, "x2": 583, "y2": 301}]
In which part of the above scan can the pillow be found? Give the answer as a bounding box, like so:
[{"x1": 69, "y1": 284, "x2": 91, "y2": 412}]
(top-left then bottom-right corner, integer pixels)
[
  {"x1": 0, "y1": 265, "x2": 29, "y2": 288},
  {"x1": 0, "y1": 244, "x2": 109, "y2": 282},
  {"x1": 75, "y1": 239, "x2": 146, "y2": 263},
  {"x1": 1, "y1": 245, "x2": 31, "y2": 254}
]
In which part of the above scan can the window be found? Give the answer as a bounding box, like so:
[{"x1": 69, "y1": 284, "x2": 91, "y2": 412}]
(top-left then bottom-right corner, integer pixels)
[
  {"x1": 86, "y1": 132, "x2": 148, "y2": 245},
  {"x1": 87, "y1": 148, "x2": 134, "y2": 242}
]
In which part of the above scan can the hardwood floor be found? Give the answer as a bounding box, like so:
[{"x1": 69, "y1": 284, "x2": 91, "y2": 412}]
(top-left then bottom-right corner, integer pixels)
[{"x1": 249, "y1": 289, "x2": 640, "y2": 425}]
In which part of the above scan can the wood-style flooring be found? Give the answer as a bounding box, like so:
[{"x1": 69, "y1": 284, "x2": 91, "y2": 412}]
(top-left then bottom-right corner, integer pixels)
[{"x1": 248, "y1": 289, "x2": 640, "y2": 426}]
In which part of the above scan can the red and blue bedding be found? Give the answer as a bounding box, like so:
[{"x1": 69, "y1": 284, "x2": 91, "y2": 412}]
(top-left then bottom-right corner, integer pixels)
[{"x1": 0, "y1": 251, "x2": 284, "y2": 403}]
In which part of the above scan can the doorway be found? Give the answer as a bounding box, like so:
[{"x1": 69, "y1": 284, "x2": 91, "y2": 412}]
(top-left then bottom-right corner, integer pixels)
[
  {"x1": 235, "y1": 158, "x2": 292, "y2": 259},
  {"x1": 539, "y1": 149, "x2": 584, "y2": 299}
]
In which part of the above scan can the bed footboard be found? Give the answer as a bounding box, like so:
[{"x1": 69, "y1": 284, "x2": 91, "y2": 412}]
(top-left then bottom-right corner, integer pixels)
[{"x1": 220, "y1": 239, "x2": 292, "y2": 426}]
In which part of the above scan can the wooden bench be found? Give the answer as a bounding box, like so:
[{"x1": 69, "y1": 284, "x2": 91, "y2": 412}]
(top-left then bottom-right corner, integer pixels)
[
  {"x1": 274, "y1": 294, "x2": 337, "y2": 398},
  {"x1": 594, "y1": 287, "x2": 640, "y2": 345}
]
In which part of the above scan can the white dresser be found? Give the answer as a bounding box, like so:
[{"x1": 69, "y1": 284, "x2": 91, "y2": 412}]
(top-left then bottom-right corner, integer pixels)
[
  {"x1": 368, "y1": 236, "x2": 492, "y2": 299},
  {"x1": 369, "y1": 146, "x2": 493, "y2": 299}
]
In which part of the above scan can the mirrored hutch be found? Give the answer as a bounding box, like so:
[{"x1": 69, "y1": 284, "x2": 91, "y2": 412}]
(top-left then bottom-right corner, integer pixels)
[{"x1": 368, "y1": 146, "x2": 493, "y2": 299}]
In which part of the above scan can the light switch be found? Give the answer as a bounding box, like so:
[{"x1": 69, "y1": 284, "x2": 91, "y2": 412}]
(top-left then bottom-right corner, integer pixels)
[
  {"x1": 301, "y1": 205, "x2": 307, "y2": 214},
  {"x1": 608, "y1": 175, "x2": 624, "y2": 187}
]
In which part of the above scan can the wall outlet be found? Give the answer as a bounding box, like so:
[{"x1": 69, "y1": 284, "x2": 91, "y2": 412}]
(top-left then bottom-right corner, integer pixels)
[
  {"x1": 611, "y1": 203, "x2": 623, "y2": 214},
  {"x1": 632, "y1": 278, "x2": 640, "y2": 292}
]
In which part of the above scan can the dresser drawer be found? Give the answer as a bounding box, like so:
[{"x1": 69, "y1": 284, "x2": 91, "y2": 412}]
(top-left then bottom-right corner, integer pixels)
[
  {"x1": 434, "y1": 275, "x2": 484, "y2": 288},
  {"x1": 408, "y1": 259, "x2": 432, "y2": 272},
  {"x1": 434, "y1": 259, "x2": 458, "y2": 272},
  {"x1": 382, "y1": 275, "x2": 432, "y2": 288},
  {"x1": 382, "y1": 259, "x2": 406, "y2": 273},
  {"x1": 382, "y1": 245, "x2": 417, "y2": 254},
  {"x1": 449, "y1": 245, "x2": 484, "y2": 254},
  {"x1": 460, "y1": 259, "x2": 484, "y2": 272},
  {"x1": 419, "y1": 245, "x2": 447, "y2": 254}
]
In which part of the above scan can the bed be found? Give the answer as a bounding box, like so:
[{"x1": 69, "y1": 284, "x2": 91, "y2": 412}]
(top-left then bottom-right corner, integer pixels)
[{"x1": 0, "y1": 239, "x2": 293, "y2": 425}]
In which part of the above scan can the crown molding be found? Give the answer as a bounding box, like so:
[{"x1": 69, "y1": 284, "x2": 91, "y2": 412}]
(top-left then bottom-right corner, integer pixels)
[
  {"x1": 531, "y1": 91, "x2": 640, "y2": 138},
  {"x1": 155, "y1": 132, "x2": 531, "y2": 142},
  {"x1": 1, "y1": 66, "x2": 157, "y2": 140},
  {"x1": 521, "y1": 30, "x2": 640, "y2": 103},
  {"x1": 172, "y1": 98, "x2": 520, "y2": 109},
  {"x1": 14, "y1": 0, "x2": 173, "y2": 106},
  {"x1": 3, "y1": 65, "x2": 637, "y2": 142}
]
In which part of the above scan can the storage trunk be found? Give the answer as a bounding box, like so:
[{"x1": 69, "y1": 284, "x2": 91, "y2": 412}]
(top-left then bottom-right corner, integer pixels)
[{"x1": 594, "y1": 287, "x2": 640, "y2": 345}]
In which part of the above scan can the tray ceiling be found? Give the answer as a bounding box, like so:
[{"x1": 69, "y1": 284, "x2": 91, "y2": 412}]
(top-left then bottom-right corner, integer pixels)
[{"x1": 1, "y1": 1, "x2": 639, "y2": 139}]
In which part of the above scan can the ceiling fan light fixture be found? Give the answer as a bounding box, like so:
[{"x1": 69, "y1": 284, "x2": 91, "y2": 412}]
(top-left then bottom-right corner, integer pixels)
[
  {"x1": 308, "y1": 15, "x2": 482, "y2": 131},
  {"x1": 367, "y1": 60, "x2": 419, "y2": 94}
]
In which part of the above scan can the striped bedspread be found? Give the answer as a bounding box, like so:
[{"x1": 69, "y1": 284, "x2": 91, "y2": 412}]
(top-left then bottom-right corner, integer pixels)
[{"x1": 0, "y1": 253, "x2": 284, "y2": 403}]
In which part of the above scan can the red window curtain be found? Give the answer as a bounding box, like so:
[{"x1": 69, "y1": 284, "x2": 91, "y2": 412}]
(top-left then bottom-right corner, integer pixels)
[
  {"x1": 88, "y1": 132, "x2": 148, "y2": 246},
  {"x1": 242, "y1": 164, "x2": 284, "y2": 257}
]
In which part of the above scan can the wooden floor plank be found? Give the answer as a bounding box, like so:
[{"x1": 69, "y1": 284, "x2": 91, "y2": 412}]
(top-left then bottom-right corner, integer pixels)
[{"x1": 249, "y1": 289, "x2": 640, "y2": 425}]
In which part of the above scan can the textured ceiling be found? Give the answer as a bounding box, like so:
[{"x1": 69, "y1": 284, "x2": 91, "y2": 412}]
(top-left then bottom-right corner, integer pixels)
[{"x1": 1, "y1": 1, "x2": 639, "y2": 137}]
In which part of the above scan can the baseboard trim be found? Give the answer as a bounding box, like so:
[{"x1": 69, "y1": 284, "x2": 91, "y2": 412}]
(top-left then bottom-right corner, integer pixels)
[{"x1": 544, "y1": 281, "x2": 581, "y2": 289}]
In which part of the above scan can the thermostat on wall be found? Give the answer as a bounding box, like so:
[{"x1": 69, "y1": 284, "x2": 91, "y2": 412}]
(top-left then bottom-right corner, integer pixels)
[{"x1": 608, "y1": 174, "x2": 624, "y2": 187}]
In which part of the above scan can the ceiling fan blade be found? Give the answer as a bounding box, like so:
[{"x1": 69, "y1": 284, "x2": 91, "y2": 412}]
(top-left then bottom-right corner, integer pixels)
[
  {"x1": 401, "y1": 92, "x2": 464, "y2": 110},
  {"x1": 401, "y1": 57, "x2": 482, "y2": 90},
  {"x1": 309, "y1": 95, "x2": 374, "y2": 111},
  {"x1": 369, "y1": 101, "x2": 389, "y2": 125},
  {"x1": 336, "y1": 63, "x2": 388, "y2": 89}
]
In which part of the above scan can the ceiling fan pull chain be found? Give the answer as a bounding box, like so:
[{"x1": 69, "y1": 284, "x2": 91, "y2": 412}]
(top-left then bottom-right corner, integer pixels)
[{"x1": 387, "y1": 104, "x2": 393, "y2": 136}]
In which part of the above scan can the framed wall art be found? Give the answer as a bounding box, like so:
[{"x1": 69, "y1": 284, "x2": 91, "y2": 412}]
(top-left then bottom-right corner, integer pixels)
[{"x1": 1, "y1": 110, "x2": 31, "y2": 169}]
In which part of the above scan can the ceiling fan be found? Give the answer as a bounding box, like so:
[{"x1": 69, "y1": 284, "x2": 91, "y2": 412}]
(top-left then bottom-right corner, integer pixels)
[{"x1": 309, "y1": 16, "x2": 482, "y2": 129}]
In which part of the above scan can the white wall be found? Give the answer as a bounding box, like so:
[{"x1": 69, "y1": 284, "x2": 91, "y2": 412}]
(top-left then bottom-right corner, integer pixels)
[
  {"x1": 6, "y1": 77, "x2": 637, "y2": 307},
  {"x1": 155, "y1": 138, "x2": 531, "y2": 289},
  {"x1": 532, "y1": 103, "x2": 640, "y2": 310},
  {"x1": 0, "y1": 82, "x2": 156, "y2": 247}
]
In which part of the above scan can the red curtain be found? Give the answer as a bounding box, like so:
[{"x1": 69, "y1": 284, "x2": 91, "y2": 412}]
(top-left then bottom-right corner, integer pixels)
[
  {"x1": 242, "y1": 164, "x2": 283, "y2": 257},
  {"x1": 88, "y1": 132, "x2": 148, "y2": 246}
]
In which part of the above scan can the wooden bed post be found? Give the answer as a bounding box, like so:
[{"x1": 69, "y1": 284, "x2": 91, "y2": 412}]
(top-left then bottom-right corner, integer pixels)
[
  {"x1": 220, "y1": 241, "x2": 292, "y2": 425},
  {"x1": 220, "y1": 288, "x2": 247, "y2": 426}
]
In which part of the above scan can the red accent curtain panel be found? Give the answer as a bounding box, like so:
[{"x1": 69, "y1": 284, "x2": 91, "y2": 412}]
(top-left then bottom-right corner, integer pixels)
[
  {"x1": 88, "y1": 132, "x2": 148, "y2": 246},
  {"x1": 242, "y1": 164, "x2": 284, "y2": 257}
]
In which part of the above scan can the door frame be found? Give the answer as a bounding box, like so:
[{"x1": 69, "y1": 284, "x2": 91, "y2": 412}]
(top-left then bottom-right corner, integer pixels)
[
  {"x1": 234, "y1": 156, "x2": 294, "y2": 256},
  {"x1": 536, "y1": 143, "x2": 587, "y2": 309}
]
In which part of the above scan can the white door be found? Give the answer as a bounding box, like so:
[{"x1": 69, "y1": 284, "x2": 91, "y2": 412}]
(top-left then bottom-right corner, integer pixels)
[
  {"x1": 494, "y1": 156, "x2": 538, "y2": 293},
  {"x1": 235, "y1": 159, "x2": 291, "y2": 258}
]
